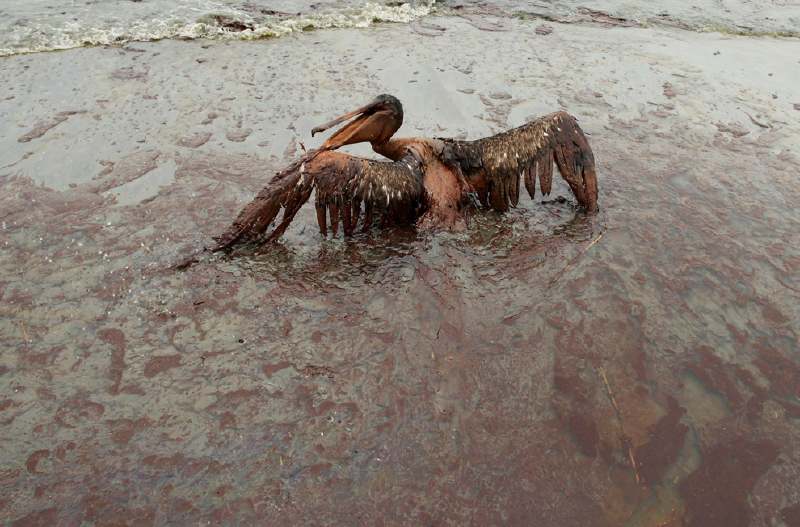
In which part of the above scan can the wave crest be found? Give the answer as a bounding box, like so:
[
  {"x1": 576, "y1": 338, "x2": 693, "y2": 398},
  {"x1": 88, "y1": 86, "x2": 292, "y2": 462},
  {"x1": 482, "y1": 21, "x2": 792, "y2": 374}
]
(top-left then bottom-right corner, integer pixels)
[{"x1": 0, "y1": 2, "x2": 434, "y2": 57}]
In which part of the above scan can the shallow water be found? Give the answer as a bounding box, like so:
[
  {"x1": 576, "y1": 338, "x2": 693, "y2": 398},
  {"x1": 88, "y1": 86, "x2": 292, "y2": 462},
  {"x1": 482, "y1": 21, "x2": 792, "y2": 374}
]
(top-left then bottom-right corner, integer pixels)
[
  {"x1": 0, "y1": 0, "x2": 434, "y2": 56},
  {"x1": 1, "y1": 13, "x2": 800, "y2": 527},
  {"x1": 2, "y1": 0, "x2": 799, "y2": 56}
]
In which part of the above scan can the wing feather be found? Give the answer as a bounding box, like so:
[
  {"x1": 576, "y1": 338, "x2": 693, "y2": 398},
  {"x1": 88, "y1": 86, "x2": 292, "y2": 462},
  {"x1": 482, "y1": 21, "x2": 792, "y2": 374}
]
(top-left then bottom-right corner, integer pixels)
[
  {"x1": 524, "y1": 162, "x2": 536, "y2": 199},
  {"x1": 212, "y1": 149, "x2": 425, "y2": 251},
  {"x1": 539, "y1": 148, "x2": 553, "y2": 196},
  {"x1": 439, "y1": 111, "x2": 598, "y2": 212}
]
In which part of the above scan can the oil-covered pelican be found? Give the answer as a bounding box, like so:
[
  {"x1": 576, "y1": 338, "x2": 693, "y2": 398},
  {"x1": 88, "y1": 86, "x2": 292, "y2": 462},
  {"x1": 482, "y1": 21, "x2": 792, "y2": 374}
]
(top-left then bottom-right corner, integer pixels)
[{"x1": 212, "y1": 94, "x2": 598, "y2": 251}]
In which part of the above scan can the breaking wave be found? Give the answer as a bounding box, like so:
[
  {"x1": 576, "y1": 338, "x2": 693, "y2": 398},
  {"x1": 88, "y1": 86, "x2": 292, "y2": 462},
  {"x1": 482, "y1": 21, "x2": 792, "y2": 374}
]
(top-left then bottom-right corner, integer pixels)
[{"x1": 0, "y1": 2, "x2": 434, "y2": 57}]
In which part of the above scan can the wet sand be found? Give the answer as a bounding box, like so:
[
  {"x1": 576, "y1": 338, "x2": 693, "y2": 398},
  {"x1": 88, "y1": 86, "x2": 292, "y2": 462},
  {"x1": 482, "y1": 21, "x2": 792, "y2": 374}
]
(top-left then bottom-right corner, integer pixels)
[{"x1": 2, "y1": 15, "x2": 800, "y2": 526}]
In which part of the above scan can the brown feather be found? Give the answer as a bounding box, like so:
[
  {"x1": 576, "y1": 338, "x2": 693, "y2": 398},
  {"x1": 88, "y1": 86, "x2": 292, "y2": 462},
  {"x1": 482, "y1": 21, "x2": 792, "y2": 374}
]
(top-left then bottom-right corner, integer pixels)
[
  {"x1": 539, "y1": 150, "x2": 553, "y2": 196},
  {"x1": 342, "y1": 200, "x2": 353, "y2": 236},
  {"x1": 212, "y1": 148, "x2": 425, "y2": 250},
  {"x1": 329, "y1": 202, "x2": 340, "y2": 236},
  {"x1": 351, "y1": 200, "x2": 361, "y2": 227},
  {"x1": 439, "y1": 111, "x2": 598, "y2": 212},
  {"x1": 524, "y1": 162, "x2": 536, "y2": 199},
  {"x1": 315, "y1": 203, "x2": 327, "y2": 236},
  {"x1": 362, "y1": 202, "x2": 374, "y2": 232},
  {"x1": 211, "y1": 154, "x2": 312, "y2": 252}
]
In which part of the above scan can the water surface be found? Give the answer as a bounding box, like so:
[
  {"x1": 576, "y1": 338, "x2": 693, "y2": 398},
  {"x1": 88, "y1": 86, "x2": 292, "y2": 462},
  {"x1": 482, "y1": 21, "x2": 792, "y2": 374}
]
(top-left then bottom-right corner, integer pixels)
[
  {"x1": 1, "y1": 12, "x2": 799, "y2": 527},
  {"x1": 2, "y1": 0, "x2": 799, "y2": 56}
]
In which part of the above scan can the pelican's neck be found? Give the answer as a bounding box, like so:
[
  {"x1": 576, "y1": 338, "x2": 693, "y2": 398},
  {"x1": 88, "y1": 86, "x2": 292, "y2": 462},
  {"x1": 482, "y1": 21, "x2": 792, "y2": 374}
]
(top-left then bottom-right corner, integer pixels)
[{"x1": 372, "y1": 138, "x2": 413, "y2": 161}]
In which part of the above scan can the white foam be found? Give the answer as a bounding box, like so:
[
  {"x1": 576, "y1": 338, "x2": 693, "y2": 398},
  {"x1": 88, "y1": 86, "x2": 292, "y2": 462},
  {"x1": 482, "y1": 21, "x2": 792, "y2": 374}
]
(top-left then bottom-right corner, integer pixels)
[{"x1": 0, "y1": 2, "x2": 434, "y2": 57}]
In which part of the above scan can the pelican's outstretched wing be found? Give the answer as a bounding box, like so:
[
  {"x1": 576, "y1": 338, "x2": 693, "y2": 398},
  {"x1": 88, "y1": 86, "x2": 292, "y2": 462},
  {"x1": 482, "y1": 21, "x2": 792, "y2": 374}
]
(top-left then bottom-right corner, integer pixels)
[
  {"x1": 439, "y1": 111, "x2": 598, "y2": 212},
  {"x1": 212, "y1": 149, "x2": 425, "y2": 251}
]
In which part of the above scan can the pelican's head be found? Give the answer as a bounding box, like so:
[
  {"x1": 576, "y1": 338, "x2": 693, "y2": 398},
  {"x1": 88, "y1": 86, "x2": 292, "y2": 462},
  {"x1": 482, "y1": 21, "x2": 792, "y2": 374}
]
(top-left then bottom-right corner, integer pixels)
[{"x1": 312, "y1": 94, "x2": 403, "y2": 150}]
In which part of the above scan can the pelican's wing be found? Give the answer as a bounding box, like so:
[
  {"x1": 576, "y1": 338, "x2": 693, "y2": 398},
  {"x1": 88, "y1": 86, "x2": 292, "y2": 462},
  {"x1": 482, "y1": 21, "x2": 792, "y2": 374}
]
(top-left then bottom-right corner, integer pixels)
[
  {"x1": 439, "y1": 111, "x2": 598, "y2": 212},
  {"x1": 212, "y1": 149, "x2": 425, "y2": 251}
]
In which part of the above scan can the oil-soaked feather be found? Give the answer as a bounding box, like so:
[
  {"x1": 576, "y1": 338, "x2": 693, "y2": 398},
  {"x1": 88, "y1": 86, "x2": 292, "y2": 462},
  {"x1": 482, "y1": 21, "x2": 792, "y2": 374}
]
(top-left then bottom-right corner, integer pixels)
[
  {"x1": 362, "y1": 202, "x2": 374, "y2": 231},
  {"x1": 524, "y1": 163, "x2": 536, "y2": 199},
  {"x1": 510, "y1": 168, "x2": 520, "y2": 207},
  {"x1": 351, "y1": 200, "x2": 361, "y2": 227},
  {"x1": 439, "y1": 111, "x2": 598, "y2": 212},
  {"x1": 329, "y1": 202, "x2": 340, "y2": 236},
  {"x1": 539, "y1": 150, "x2": 553, "y2": 196},
  {"x1": 316, "y1": 203, "x2": 327, "y2": 236},
  {"x1": 214, "y1": 148, "x2": 426, "y2": 249},
  {"x1": 212, "y1": 154, "x2": 312, "y2": 251},
  {"x1": 342, "y1": 200, "x2": 353, "y2": 236}
]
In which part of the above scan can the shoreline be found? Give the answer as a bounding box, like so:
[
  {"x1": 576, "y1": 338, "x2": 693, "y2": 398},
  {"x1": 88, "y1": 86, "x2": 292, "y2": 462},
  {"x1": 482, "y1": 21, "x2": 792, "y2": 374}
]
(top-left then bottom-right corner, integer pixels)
[{"x1": 2, "y1": 1, "x2": 799, "y2": 59}]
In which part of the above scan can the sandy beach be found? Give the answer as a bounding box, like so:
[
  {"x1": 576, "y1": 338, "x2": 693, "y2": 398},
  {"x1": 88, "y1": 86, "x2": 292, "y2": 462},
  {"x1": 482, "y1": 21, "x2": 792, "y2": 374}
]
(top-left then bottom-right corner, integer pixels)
[{"x1": 2, "y1": 8, "x2": 800, "y2": 526}]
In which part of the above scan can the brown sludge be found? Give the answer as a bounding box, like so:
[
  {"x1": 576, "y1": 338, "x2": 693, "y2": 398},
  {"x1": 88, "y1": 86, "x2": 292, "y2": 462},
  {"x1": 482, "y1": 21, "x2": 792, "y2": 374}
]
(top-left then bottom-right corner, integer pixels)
[{"x1": 2, "y1": 13, "x2": 799, "y2": 527}]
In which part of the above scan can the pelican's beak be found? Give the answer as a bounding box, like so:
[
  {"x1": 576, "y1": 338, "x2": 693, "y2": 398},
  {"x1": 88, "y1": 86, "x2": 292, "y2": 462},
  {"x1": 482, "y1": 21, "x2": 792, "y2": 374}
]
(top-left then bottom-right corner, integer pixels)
[{"x1": 311, "y1": 97, "x2": 383, "y2": 137}]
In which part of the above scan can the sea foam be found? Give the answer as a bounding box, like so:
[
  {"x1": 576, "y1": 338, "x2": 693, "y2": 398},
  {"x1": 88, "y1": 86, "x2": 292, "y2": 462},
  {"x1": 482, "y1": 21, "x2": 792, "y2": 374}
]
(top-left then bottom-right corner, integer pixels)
[{"x1": 0, "y1": 2, "x2": 434, "y2": 57}]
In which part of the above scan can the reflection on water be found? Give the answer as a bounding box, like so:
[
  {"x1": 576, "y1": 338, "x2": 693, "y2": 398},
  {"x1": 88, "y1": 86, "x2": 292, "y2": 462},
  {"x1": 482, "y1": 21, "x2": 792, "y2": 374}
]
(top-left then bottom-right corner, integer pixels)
[{"x1": 232, "y1": 200, "x2": 596, "y2": 282}]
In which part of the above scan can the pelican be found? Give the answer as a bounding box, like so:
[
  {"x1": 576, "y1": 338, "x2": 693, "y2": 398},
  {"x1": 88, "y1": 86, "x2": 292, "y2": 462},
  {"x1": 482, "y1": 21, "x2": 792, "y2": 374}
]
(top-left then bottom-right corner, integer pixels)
[{"x1": 212, "y1": 94, "x2": 598, "y2": 251}]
